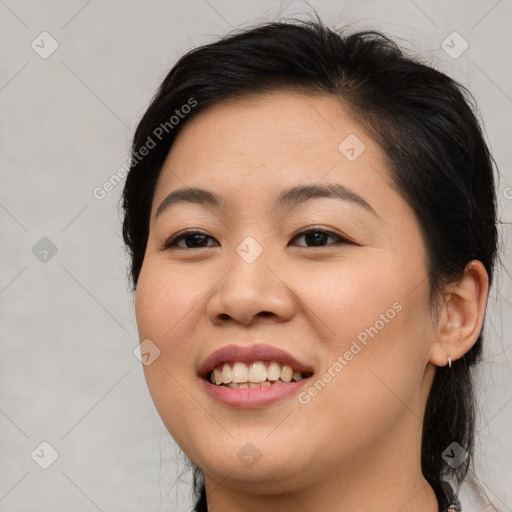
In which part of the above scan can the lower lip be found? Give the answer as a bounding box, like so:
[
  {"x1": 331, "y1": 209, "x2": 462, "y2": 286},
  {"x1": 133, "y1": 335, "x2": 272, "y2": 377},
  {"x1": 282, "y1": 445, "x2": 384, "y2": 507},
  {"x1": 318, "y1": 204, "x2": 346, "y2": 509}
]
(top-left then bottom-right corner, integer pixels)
[{"x1": 202, "y1": 378, "x2": 311, "y2": 407}]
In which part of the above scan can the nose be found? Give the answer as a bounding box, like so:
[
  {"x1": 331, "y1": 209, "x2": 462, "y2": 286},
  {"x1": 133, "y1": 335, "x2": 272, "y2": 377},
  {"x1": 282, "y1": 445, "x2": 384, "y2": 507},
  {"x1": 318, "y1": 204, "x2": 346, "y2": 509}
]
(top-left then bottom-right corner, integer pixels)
[{"x1": 206, "y1": 249, "x2": 296, "y2": 326}]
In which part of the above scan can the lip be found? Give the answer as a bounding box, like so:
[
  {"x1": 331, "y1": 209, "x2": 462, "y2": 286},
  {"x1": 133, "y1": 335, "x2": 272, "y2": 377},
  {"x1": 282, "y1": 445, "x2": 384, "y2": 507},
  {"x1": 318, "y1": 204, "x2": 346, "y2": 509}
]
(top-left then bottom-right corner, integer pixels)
[
  {"x1": 197, "y1": 343, "x2": 314, "y2": 378},
  {"x1": 202, "y1": 378, "x2": 310, "y2": 408},
  {"x1": 198, "y1": 344, "x2": 314, "y2": 408}
]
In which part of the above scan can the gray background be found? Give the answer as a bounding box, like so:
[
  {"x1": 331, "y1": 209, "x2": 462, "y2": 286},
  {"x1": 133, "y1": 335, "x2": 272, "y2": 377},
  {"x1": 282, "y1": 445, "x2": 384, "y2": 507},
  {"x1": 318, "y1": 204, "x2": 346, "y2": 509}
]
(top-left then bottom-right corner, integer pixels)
[{"x1": 1, "y1": 1, "x2": 511, "y2": 511}]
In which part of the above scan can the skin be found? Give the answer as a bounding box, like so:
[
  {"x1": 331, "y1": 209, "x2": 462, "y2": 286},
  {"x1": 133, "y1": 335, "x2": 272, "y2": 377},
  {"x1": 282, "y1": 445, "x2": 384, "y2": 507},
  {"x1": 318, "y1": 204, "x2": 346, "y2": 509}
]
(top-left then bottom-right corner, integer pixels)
[{"x1": 135, "y1": 90, "x2": 489, "y2": 512}]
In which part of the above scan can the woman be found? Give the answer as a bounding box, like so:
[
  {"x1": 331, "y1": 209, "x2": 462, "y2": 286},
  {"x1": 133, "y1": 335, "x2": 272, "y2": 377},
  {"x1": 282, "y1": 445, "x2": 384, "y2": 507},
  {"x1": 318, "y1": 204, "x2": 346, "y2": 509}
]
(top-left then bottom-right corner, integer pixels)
[{"x1": 122, "y1": 17, "x2": 499, "y2": 512}]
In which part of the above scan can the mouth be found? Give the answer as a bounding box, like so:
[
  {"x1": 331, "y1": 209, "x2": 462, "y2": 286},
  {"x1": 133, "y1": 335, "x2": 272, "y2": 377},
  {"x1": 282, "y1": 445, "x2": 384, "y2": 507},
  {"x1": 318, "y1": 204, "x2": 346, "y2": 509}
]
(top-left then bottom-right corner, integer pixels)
[
  {"x1": 198, "y1": 344, "x2": 315, "y2": 407},
  {"x1": 207, "y1": 360, "x2": 314, "y2": 388}
]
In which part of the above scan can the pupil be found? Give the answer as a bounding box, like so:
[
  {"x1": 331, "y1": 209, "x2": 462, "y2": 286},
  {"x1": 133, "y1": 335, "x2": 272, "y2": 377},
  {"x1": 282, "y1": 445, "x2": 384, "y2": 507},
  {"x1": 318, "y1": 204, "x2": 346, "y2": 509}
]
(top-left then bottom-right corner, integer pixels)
[
  {"x1": 306, "y1": 232, "x2": 327, "y2": 246},
  {"x1": 188, "y1": 234, "x2": 207, "y2": 247}
]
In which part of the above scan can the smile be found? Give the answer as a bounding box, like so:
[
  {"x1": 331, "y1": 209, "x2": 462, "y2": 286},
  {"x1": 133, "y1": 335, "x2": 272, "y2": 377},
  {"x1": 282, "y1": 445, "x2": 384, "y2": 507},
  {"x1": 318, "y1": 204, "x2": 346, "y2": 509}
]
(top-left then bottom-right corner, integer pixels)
[
  {"x1": 209, "y1": 361, "x2": 312, "y2": 388},
  {"x1": 198, "y1": 344, "x2": 315, "y2": 407}
]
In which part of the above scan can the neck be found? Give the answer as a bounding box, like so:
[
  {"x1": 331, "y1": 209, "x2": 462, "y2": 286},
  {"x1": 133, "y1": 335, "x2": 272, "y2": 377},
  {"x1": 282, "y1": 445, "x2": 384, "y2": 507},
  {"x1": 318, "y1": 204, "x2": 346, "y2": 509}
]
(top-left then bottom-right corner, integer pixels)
[
  {"x1": 202, "y1": 445, "x2": 440, "y2": 512},
  {"x1": 203, "y1": 473, "x2": 440, "y2": 512},
  {"x1": 202, "y1": 413, "x2": 441, "y2": 512}
]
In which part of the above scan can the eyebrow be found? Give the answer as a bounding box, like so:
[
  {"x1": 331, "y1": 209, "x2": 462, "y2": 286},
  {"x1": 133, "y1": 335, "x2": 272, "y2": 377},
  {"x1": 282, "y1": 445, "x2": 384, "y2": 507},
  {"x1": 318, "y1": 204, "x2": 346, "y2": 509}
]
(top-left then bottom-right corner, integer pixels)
[
  {"x1": 276, "y1": 183, "x2": 377, "y2": 216},
  {"x1": 156, "y1": 187, "x2": 222, "y2": 217},
  {"x1": 155, "y1": 183, "x2": 378, "y2": 217}
]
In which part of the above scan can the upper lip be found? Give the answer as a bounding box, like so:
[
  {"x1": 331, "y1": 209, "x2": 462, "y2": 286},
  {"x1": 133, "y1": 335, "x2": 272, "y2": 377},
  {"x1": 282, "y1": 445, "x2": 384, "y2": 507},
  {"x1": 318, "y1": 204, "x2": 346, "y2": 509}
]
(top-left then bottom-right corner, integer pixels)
[{"x1": 198, "y1": 344, "x2": 315, "y2": 378}]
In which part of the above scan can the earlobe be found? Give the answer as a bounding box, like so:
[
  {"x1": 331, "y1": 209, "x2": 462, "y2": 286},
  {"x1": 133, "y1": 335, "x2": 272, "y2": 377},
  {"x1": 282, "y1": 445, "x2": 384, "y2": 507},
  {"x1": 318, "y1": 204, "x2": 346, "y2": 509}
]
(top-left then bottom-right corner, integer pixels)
[{"x1": 429, "y1": 260, "x2": 489, "y2": 367}]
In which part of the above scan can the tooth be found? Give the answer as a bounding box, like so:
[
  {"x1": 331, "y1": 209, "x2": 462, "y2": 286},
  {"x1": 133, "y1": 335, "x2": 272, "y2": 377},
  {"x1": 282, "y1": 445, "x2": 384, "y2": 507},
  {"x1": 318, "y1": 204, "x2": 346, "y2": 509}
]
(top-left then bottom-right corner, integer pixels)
[
  {"x1": 292, "y1": 371, "x2": 303, "y2": 382},
  {"x1": 267, "y1": 361, "x2": 281, "y2": 381},
  {"x1": 214, "y1": 368, "x2": 223, "y2": 385},
  {"x1": 273, "y1": 379, "x2": 286, "y2": 385},
  {"x1": 249, "y1": 361, "x2": 267, "y2": 383},
  {"x1": 280, "y1": 364, "x2": 293, "y2": 383},
  {"x1": 214, "y1": 361, "x2": 303, "y2": 386},
  {"x1": 222, "y1": 363, "x2": 233, "y2": 384},
  {"x1": 232, "y1": 362, "x2": 249, "y2": 383}
]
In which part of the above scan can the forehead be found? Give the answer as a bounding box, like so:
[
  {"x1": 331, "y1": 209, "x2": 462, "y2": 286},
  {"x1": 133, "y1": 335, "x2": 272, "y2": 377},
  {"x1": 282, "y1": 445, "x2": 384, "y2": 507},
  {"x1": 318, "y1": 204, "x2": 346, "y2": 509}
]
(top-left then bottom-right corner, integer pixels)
[{"x1": 153, "y1": 90, "x2": 392, "y2": 207}]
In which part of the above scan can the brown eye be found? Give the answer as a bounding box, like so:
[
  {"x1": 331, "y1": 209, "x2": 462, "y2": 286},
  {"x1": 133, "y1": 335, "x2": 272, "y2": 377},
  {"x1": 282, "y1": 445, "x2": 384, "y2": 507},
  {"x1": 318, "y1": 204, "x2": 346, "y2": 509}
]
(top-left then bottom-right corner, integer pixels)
[
  {"x1": 163, "y1": 230, "x2": 218, "y2": 249},
  {"x1": 291, "y1": 229, "x2": 350, "y2": 247}
]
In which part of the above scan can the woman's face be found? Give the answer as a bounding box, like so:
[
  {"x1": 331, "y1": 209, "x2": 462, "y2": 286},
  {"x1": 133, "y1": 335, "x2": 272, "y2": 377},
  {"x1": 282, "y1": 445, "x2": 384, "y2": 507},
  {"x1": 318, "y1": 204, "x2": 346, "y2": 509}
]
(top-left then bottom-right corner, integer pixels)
[{"x1": 135, "y1": 90, "x2": 438, "y2": 495}]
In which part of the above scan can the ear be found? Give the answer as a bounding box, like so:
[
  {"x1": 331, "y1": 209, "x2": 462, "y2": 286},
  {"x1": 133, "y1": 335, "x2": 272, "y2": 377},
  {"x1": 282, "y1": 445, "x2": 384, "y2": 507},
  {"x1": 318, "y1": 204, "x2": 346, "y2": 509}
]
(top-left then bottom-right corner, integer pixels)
[{"x1": 429, "y1": 260, "x2": 489, "y2": 367}]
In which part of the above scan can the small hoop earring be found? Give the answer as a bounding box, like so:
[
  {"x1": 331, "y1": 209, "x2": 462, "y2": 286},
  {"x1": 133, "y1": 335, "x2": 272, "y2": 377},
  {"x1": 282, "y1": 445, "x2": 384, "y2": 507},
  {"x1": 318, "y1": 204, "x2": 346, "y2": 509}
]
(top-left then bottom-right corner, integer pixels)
[{"x1": 447, "y1": 356, "x2": 452, "y2": 369}]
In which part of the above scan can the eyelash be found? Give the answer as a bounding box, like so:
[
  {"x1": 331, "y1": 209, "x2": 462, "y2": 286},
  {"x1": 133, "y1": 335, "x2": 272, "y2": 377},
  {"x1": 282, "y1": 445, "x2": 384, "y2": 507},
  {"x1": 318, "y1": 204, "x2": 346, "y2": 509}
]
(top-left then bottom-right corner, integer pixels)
[{"x1": 162, "y1": 227, "x2": 353, "y2": 250}]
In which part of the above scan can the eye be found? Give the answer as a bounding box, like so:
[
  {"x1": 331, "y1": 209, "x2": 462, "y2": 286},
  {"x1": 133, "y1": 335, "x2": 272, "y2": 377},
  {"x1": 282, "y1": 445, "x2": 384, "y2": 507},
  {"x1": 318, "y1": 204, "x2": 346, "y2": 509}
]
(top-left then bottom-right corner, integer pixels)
[
  {"x1": 163, "y1": 229, "x2": 219, "y2": 249},
  {"x1": 162, "y1": 227, "x2": 352, "y2": 250},
  {"x1": 290, "y1": 228, "x2": 351, "y2": 247}
]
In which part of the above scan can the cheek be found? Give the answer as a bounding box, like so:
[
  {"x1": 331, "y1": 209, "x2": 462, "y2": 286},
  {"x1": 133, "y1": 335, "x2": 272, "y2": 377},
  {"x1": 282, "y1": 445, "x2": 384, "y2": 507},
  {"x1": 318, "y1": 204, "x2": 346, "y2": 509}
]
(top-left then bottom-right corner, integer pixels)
[
  {"x1": 134, "y1": 263, "x2": 203, "y2": 418},
  {"x1": 135, "y1": 260, "x2": 209, "y2": 344},
  {"x1": 295, "y1": 256, "x2": 407, "y2": 343},
  {"x1": 297, "y1": 256, "x2": 432, "y2": 422}
]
